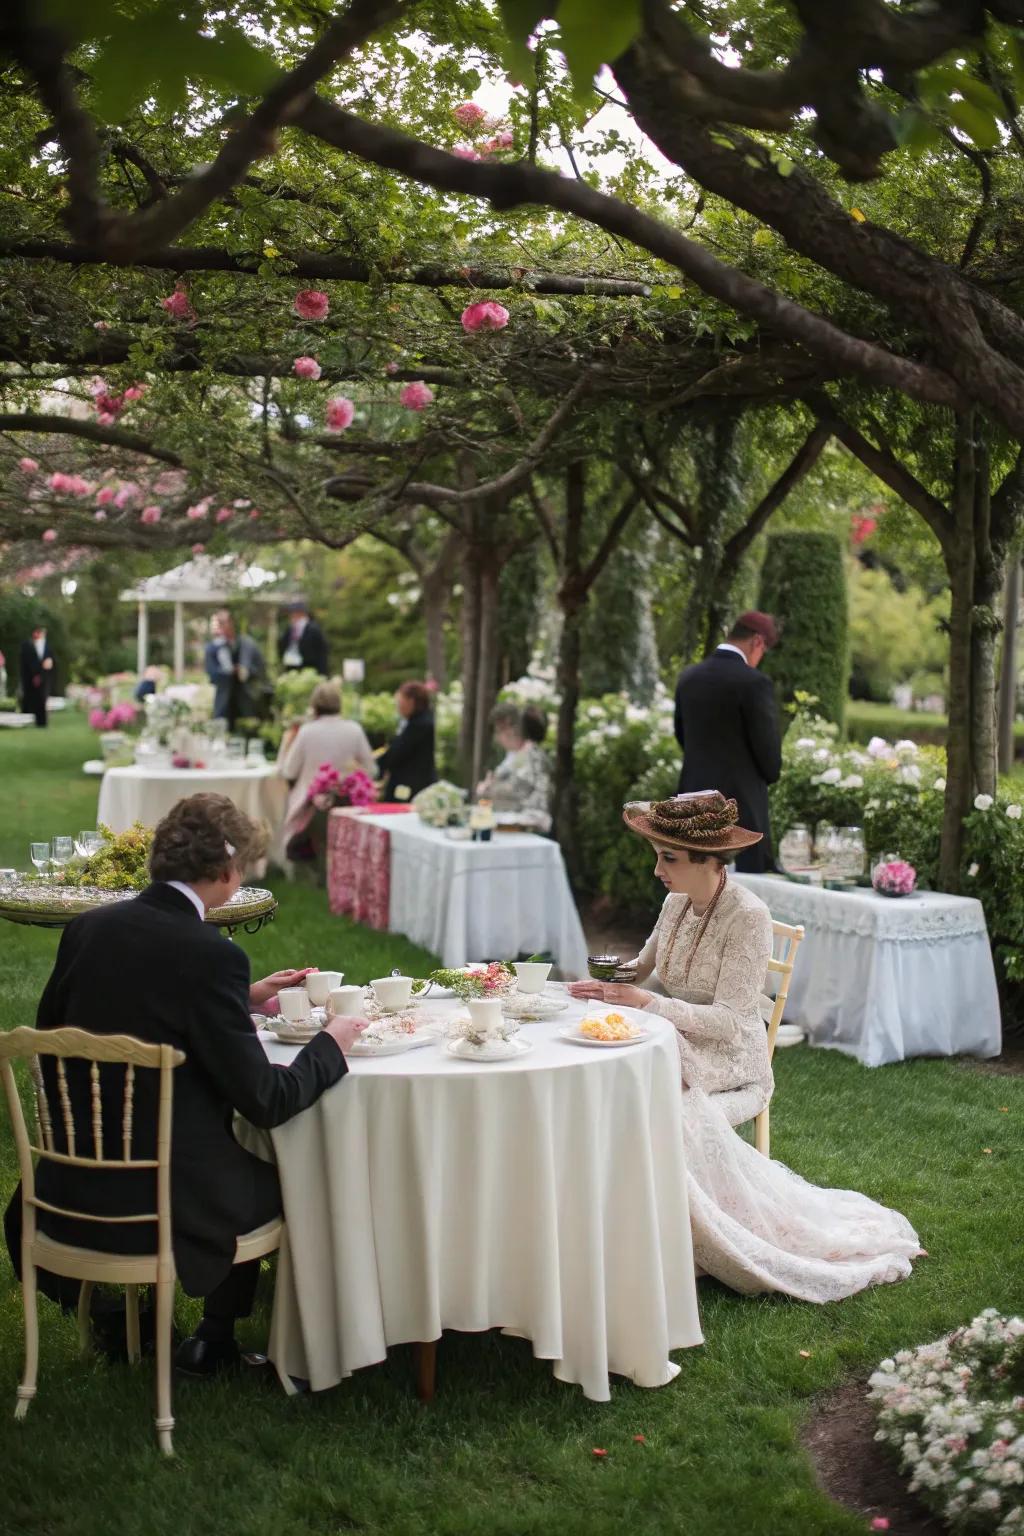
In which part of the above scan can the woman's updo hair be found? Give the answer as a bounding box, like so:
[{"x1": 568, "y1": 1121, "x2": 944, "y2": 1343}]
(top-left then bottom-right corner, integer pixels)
[
  {"x1": 149, "y1": 794, "x2": 266, "y2": 883},
  {"x1": 398, "y1": 680, "x2": 431, "y2": 715},
  {"x1": 521, "y1": 706, "x2": 547, "y2": 744},
  {"x1": 310, "y1": 681, "x2": 341, "y2": 716}
]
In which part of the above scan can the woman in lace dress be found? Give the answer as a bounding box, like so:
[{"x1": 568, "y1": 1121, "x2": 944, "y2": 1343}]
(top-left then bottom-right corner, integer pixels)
[{"x1": 569, "y1": 790, "x2": 922, "y2": 1303}]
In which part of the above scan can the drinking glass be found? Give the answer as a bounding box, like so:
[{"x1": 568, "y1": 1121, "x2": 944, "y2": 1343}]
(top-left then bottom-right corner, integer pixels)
[
  {"x1": 29, "y1": 841, "x2": 50, "y2": 876},
  {"x1": 51, "y1": 836, "x2": 74, "y2": 871},
  {"x1": 76, "y1": 830, "x2": 97, "y2": 857},
  {"x1": 779, "y1": 824, "x2": 812, "y2": 873},
  {"x1": 0, "y1": 869, "x2": 17, "y2": 888},
  {"x1": 227, "y1": 736, "x2": 246, "y2": 763}
]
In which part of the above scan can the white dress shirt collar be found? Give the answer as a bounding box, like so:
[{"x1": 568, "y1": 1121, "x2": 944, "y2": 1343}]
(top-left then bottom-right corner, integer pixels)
[
  {"x1": 716, "y1": 643, "x2": 749, "y2": 664},
  {"x1": 164, "y1": 881, "x2": 205, "y2": 920}
]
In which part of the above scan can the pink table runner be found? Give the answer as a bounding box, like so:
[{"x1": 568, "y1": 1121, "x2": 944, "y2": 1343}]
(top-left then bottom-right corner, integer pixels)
[{"x1": 327, "y1": 810, "x2": 391, "y2": 929}]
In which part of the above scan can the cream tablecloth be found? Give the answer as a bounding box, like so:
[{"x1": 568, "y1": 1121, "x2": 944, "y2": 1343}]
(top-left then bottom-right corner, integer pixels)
[
  {"x1": 735, "y1": 873, "x2": 1001, "y2": 1066},
  {"x1": 97, "y1": 763, "x2": 287, "y2": 835},
  {"x1": 241, "y1": 996, "x2": 701, "y2": 1401}
]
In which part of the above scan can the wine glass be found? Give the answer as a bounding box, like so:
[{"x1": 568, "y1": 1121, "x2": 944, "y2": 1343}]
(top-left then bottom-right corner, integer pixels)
[
  {"x1": 29, "y1": 841, "x2": 50, "y2": 877},
  {"x1": 76, "y1": 829, "x2": 102, "y2": 858},
  {"x1": 51, "y1": 836, "x2": 74, "y2": 872}
]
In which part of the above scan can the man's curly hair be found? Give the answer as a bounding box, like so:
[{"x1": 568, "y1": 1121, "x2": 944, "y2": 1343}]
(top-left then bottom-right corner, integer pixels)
[{"x1": 149, "y1": 794, "x2": 267, "y2": 883}]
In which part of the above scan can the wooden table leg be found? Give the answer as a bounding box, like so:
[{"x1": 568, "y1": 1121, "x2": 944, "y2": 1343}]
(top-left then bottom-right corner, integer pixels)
[{"x1": 414, "y1": 1339, "x2": 437, "y2": 1403}]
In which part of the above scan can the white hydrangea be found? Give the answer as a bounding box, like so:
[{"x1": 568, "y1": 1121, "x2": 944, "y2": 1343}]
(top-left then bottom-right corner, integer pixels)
[
  {"x1": 867, "y1": 735, "x2": 891, "y2": 759},
  {"x1": 794, "y1": 737, "x2": 816, "y2": 750},
  {"x1": 1007, "y1": 804, "x2": 1023, "y2": 821},
  {"x1": 820, "y1": 767, "x2": 842, "y2": 784},
  {"x1": 839, "y1": 774, "x2": 864, "y2": 789},
  {"x1": 814, "y1": 747, "x2": 831, "y2": 762},
  {"x1": 899, "y1": 764, "x2": 922, "y2": 785},
  {"x1": 934, "y1": 777, "x2": 947, "y2": 791},
  {"x1": 975, "y1": 794, "x2": 994, "y2": 811}
]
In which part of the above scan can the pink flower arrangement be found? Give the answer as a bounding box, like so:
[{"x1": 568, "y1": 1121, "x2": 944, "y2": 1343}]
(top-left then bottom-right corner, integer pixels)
[
  {"x1": 293, "y1": 289, "x2": 330, "y2": 321},
  {"x1": 42, "y1": 528, "x2": 57, "y2": 544},
  {"x1": 307, "y1": 763, "x2": 378, "y2": 811},
  {"x1": 461, "y1": 300, "x2": 509, "y2": 333},
  {"x1": 453, "y1": 101, "x2": 486, "y2": 128},
  {"x1": 140, "y1": 505, "x2": 162, "y2": 525},
  {"x1": 293, "y1": 355, "x2": 322, "y2": 380},
  {"x1": 18, "y1": 457, "x2": 38, "y2": 473},
  {"x1": 872, "y1": 859, "x2": 916, "y2": 897},
  {"x1": 400, "y1": 380, "x2": 434, "y2": 411},
  {"x1": 325, "y1": 396, "x2": 355, "y2": 431},
  {"x1": 161, "y1": 287, "x2": 195, "y2": 321},
  {"x1": 88, "y1": 701, "x2": 137, "y2": 732}
]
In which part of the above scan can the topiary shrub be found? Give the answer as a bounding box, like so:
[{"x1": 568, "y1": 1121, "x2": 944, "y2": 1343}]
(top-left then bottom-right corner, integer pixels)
[{"x1": 758, "y1": 531, "x2": 849, "y2": 730}]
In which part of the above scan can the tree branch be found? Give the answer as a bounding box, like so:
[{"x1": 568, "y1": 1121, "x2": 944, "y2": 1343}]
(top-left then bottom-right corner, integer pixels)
[
  {"x1": 581, "y1": 491, "x2": 641, "y2": 591},
  {"x1": 721, "y1": 421, "x2": 830, "y2": 566},
  {"x1": 0, "y1": 412, "x2": 181, "y2": 465}
]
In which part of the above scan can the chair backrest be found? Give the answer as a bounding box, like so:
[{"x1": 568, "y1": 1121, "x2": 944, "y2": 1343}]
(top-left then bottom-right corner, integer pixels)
[
  {"x1": 0, "y1": 1026, "x2": 185, "y2": 1256},
  {"x1": 763, "y1": 921, "x2": 804, "y2": 1060}
]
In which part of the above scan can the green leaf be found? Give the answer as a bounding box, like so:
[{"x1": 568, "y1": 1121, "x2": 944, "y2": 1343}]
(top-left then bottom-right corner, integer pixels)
[
  {"x1": 949, "y1": 98, "x2": 1001, "y2": 150},
  {"x1": 665, "y1": 284, "x2": 683, "y2": 299},
  {"x1": 497, "y1": 0, "x2": 548, "y2": 81},
  {"x1": 925, "y1": 64, "x2": 1006, "y2": 124},
  {"x1": 557, "y1": 0, "x2": 642, "y2": 98},
  {"x1": 892, "y1": 108, "x2": 942, "y2": 154}
]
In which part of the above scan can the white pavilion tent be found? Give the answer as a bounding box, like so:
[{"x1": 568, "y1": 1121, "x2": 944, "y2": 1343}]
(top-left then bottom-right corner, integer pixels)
[{"x1": 119, "y1": 554, "x2": 301, "y2": 679}]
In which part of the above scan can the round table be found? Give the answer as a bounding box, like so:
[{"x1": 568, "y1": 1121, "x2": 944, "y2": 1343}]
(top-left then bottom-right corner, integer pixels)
[
  {"x1": 96, "y1": 763, "x2": 287, "y2": 835},
  {"x1": 0, "y1": 881, "x2": 278, "y2": 935},
  {"x1": 243, "y1": 995, "x2": 702, "y2": 1402}
]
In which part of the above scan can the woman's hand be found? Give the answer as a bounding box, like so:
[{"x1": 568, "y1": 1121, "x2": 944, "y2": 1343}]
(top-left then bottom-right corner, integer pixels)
[
  {"x1": 250, "y1": 968, "x2": 316, "y2": 1008},
  {"x1": 567, "y1": 980, "x2": 654, "y2": 1009}
]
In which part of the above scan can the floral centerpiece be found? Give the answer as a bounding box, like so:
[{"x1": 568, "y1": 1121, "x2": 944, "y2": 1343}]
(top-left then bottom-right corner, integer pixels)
[
  {"x1": 419, "y1": 961, "x2": 515, "y2": 1001},
  {"x1": 88, "y1": 701, "x2": 138, "y2": 732},
  {"x1": 55, "y1": 824, "x2": 153, "y2": 892},
  {"x1": 869, "y1": 1309, "x2": 1024, "y2": 1533},
  {"x1": 873, "y1": 858, "x2": 917, "y2": 897},
  {"x1": 412, "y1": 779, "x2": 467, "y2": 827},
  {"x1": 308, "y1": 762, "x2": 378, "y2": 812}
]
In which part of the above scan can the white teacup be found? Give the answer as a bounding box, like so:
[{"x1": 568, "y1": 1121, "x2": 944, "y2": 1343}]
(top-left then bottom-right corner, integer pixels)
[
  {"x1": 371, "y1": 975, "x2": 413, "y2": 1011},
  {"x1": 278, "y1": 987, "x2": 312, "y2": 1022},
  {"x1": 329, "y1": 985, "x2": 364, "y2": 1017},
  {"x1": 466, "y1": 998, "x2": 504, "y2": 1037},
  {"x1": 306, "y1": 970, "x2": 342, "y2": 1006},
  {"x1": 513, "y1": 961, "x2": 552, "y2": 994}
]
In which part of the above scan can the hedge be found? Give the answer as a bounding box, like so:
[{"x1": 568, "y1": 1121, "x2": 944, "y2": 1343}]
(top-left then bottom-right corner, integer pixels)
[{"x1": 759, "y1": 531, "x2": 849, "y2": 730}]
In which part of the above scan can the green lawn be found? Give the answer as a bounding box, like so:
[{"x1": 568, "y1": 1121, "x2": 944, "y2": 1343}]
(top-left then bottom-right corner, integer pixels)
[{"x1": 0, "y1": 715, "x2": 1021, "y2": 1536}]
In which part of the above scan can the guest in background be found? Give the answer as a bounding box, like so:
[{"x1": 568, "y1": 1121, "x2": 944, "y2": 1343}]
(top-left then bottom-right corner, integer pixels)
[
  {"x1": 378, "y1": 680, "x2": 436, "y2": 802},
  {"x1": 477, "y1": 703, "x2": 552, "y2": 832},
  {"x1": 134, "y1": 663, "x2": 163, "y2": 703},
  {"x1": 19, "y1": 624, "x2": 55, "y2": 728},
  {"x1": 279, "y1": 600, "x2": 329, "y2": 676},
  {"x1": 673, "y1": 612, "x2": 782, "y2": 875},
  {"x1": 204, "y1": 608, "x2": 267, "y2": 730},
  {"x1": 278, "y1": 682, "x2": 376, "y2": 858}
]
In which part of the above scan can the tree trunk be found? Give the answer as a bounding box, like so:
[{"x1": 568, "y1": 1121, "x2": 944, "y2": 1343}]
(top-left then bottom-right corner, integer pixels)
[
  {"x1": 998, "y1": 559, "x2": 1021, "y2": 775},
  {"x1": 939, "y1": 416, "x2": 979, "y2": 891},
  {"x1": 472, "y1": 550, "x2": 501, "y2": 788},
  {"x1": 553, "y1": 598, "x2": 583, "y2": 880},
  {"x1": 458, "y1": 541, "x2": 481, "y2": 782}
]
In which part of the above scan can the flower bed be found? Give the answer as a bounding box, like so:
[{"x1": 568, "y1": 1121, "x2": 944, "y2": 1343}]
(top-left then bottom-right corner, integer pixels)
[{"x1": 869, "y1": 1310, "x2": 1024, "y2": 1533}]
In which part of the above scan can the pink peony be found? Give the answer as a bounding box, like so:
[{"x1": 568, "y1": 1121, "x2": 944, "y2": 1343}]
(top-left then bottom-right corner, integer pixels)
[
  {"x1": 293, "y1": 355, "x2": 322, "y2": 380},
  {"x1": 123, "y1": 384, "x2": 146, "y2": 402},
  {"x1": 108, "y1": 701, "x2": 137, "y2": 726},
  {"x1": 42, "y1": 528, "x2": 57, "y2": 543},
  {"x1": 461, "y1": 300, "x2": 510, "y2": 333},
  {"x1": 452, "y1": 144, "x2": 480, "y2": 161},
  {"x1": 140, "y1": 505, "x2": 162, "y2": 525},
  {"x1": 384, "y1": 361, "x2": 400, "y2": 375},
  {"x1": 191, "y1": 542, "x2": 205, "y2": 554},
  {"x1": 325, "y1": 396, "x2": 355, "y2": 431},
  {"x1": 453, "y1": 101, "x2": 486, "y2": 128},
  {"x1": 186, "y1": 504, "x2": 207, "y2": 520},
  {"x1": 49, "y1": 472, "x2": 72, "y2": 494},
  {"x1": 96, "y1": 487, "x2": 115, "y2": 505},
  {"x1": 18, "y1": 457, "x2": 38, "y2": 473},
  {"x1": 215, "y1": 507, "x2": 233, "y2": 524},
  {"x1": 94, "y1": 509, "x2": 107, "y2": 521},
  {"x1": 113, "y1": 489, "x2": 133, "y2": 509},
  {"x1": 400, "y1": 380, "x2": 434, "y2": 411},
  {"x1": 161, "y1": 287, "x2": 195, "y2": 321},
  {"x1": 88, "y1": 707, "x2": 109, "y2": 731},
  {"x1": 293, "y1": 289, "x2": 330, "y2": 321}
]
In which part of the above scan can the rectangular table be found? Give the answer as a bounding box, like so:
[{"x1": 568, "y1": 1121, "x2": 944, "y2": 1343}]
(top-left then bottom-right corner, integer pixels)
[
  {"x1": 735, "y1": 872, "x2": 1002, "y2": 1066},
  {"x1": 328, "y1": 810, "x2": 590, "y2": 977}
]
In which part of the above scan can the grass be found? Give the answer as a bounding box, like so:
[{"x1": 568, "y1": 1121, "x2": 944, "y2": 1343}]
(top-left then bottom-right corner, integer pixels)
[{"x1": 0, "y1": 715, "x2": 1022, "y2": 1536}]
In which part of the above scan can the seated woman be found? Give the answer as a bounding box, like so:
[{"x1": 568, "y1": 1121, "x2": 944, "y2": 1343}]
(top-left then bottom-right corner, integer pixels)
[
  {"x1": 569, "y1": 790, "x2": 922, "y2": 1302},
  {"x1": 477, "y1": 703, "x2": 553, "y2": 832},
  {"x1": 278, "y1": 682, "x2": 376, "y2": 861},
  {"x1": 378, "y1": 679, "x2": 436, "y2": 802}
]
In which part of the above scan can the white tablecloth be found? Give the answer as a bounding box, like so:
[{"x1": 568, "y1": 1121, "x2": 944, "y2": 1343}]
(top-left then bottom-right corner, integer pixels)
[
  {"x1": 365, "y1": 812, "x2": 590, "y2": 977},
  {"x1": 97, "y1": 764, "x2": 287, "y2": 835},
  {"x1": 242, "y1": 997, "x2": 701, "y2": 1401},
  {"x1": 735, "y1": 873, "x2": 1001, "y2": 1067}
]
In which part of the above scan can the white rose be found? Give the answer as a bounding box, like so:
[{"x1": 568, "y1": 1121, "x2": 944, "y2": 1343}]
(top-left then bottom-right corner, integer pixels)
[
  {"x1": 974, "y1": 793, "x2": 994, "y2": 811},
  {"x1": 821, "y1": 767, "x2": 842, "y2": 784},
  {"x1": 934, "y1": 777, "x2": 946, "y2": 791},
  {"x1": 1007, "y1": 804, "x2": 1023, "y2": 820}
]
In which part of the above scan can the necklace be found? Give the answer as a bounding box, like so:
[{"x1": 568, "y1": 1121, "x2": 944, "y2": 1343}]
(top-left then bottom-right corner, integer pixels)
[{"x1": 663, "y1": 867, "x2": 728, "y2": 986}]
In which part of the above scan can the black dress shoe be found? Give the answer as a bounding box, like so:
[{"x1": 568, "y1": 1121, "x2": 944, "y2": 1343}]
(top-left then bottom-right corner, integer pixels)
[{"x1": 174, "y1": 1335, "x2": 240, "y2": 1378}]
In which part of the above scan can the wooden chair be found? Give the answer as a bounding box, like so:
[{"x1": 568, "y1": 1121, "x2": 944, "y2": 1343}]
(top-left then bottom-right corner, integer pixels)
[
  {"x1": 0, "y1": 1026, "x2": 282, "y2": 1456},
  {"x1": 753, "y1": 920, "x2": 805, "y2": 1157}
]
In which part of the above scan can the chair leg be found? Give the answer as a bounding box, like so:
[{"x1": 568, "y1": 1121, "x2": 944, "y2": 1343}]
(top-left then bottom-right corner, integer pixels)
[
  {"x1": 15, "y1": 1256, "x2": 39, "y2": 1421},
  {"x1": 125, "y1": 1284, "x2": 142, "y2": 1364},
  {"x1": 154, "y1": 1276, "x2": 175, "y2": 1457},
  {"x1": 77, "y1": 1281, "x2": 95, "y2": 1354},
  {"x1": 754, "y1": 1106, "x2": 770, "y2": 1158},
  {"x1": 414, "y1": 1340, "x2": 438, "y2": 1404}
]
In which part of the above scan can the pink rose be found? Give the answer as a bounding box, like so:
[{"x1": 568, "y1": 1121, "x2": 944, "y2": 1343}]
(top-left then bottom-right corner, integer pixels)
[
  {"x1": 215, "y1": 507, "x2": 233, "y2": 524},
  {"x1": 18, "y1": 457, "x2": 38, "y2": 473},
  {"x1": 95, "y1": 487, "x2": 115, "y2": 506},
  {"x1": 325, "y1": 396, "x2": 355, "y2": 431},
  {"x1": 293, "y1": 289, "x2": 330, "y2": 321},
  {"x1": 400, "y1": 380, "x2": 434, "y2": 411},
  {"x1": 140, "y1": 505, "x2": 162, "y2": 525},
  {"x1": 453, "y1": 101, "x2": 486, "y2": 128},
  {"x1": 186, "y1": 504, "x2": 206, "y2": 520},
  {"x1": 123, "y1": 385, "x2": 146, "y2": 402},
  {"x1": 452, "y1": 144, "x2": 480, "y2": 161},
  {"x1": 42, "y1": 528, "x2": 57, "y2": 543},
  {"x1": 293, "y1": 355, "x2": 322, "y2": 380},
  {"x1": 461, "y1": 300, "x2": 509, "y2": 333},
  {"x1": 161, "y1": 287, "x2": 195, "y2": 321},
  {"x1": 69, "y1": 475, "x2": 92, "y2": 497}
]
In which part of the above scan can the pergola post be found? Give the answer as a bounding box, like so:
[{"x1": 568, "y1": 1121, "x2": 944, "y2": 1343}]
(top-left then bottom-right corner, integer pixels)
[
  {"x1": 173, "y1": 600, "x2": 185, "y2": 680},
  {"x1": 137, "y1": 601, "x2": 149, "y2": 674}
]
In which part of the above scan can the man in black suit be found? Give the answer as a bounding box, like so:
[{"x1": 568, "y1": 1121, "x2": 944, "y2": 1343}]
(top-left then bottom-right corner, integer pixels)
[
  {"x1": 278, "y1": 601, "x2": 329, "y2": 675},
  {"x1": 19, "y1": 625, "x2": 55, "y2": 727},
  {"x1": 673, "y1": 611, "x2": 782, "y2": 875},
  {"x1": 3, "y1": 794, "x2": 367, "y2": 1376}
]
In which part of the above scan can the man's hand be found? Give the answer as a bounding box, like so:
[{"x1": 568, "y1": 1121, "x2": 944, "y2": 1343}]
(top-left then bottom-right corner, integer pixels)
[
  {"x1": 250, "y1": 968, "x2": 316, "y2": 1008},
  {"x1": 42, "y1": 658, "x2": 54, "y2": 671},
  {"x1": 325, "y1": 1014, "x2": 369, "y2": 1054},
  {"x1": 567, "y1": 980, "x2": 654, "y2": 1009}
]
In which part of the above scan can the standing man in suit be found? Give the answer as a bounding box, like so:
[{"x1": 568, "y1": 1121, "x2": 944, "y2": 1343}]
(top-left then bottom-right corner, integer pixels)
[
  {"x1": 279, "y1": 601, "x2": 329, "y2": 675},
  {"x1": 204, "y1": 608, "x2": 267, "y2": 728},
  {"x1": 673, "y1": 612, "x2": 782, "y2": 874},
  {"x1": 19, "y1": 624, "x2": 55, "y2": 727},
  {"x1": 3, "y1": 794, "x2": 368, "y2": 1376}
]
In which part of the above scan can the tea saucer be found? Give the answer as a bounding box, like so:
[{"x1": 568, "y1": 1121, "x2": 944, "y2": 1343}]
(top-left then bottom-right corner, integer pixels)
[
  {"x1": 502, "y1": 991, "x2": 569, "y2": 1021},
  {"x1": 446, "y1": 1036, "x2": 533, "y2": 1062}
]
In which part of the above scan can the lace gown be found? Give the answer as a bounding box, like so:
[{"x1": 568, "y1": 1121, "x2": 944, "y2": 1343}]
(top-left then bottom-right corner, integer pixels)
[{"x1": 638, "y1": 879, "x2": 921, "y2": 1302}]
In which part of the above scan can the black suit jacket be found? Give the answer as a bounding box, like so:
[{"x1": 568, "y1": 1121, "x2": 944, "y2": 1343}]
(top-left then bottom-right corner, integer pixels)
[
  {"x1": 6, "y1": 884, "x2": 346, "y2": 1296},
  {"x1": 279, "y1": 619, "x2": 329, "y2": 676},
  {"x1": 674, "y1": 649, "x2": 782, "y2": 874},
  {"x1": 378, "y1": 711, "x2": 436, "y2": 801},
  {"x1": 19, "y1": 638, "x2": 54, "y2": 705}
]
